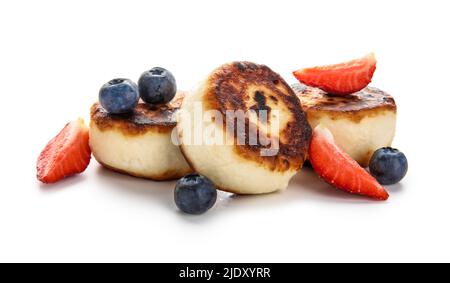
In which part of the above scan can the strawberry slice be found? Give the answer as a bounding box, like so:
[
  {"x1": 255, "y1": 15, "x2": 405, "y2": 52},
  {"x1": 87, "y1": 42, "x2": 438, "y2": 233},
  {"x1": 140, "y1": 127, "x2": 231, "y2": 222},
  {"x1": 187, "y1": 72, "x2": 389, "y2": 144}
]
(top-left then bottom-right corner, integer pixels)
[
  {"x1": 37, "y1": 118, "x2": 91, "y2": 184},
  {"x1": 309, "y1": 125, "x2": 389, "y2": 200},
  {"x1": 293, "y1": 53, "x2": 377, "y2": 96}
]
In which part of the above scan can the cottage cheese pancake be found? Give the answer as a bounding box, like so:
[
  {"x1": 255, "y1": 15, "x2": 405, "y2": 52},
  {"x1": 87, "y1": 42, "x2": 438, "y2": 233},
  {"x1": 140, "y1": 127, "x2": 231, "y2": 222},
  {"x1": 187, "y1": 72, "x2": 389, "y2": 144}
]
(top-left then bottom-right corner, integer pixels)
[
  {"x1": 292, "y1": 83, "x2": 397, "y2": 167},
  {"x1": 177, "y1": 62, "x2": 312, "y2": 194},
  {"x1": 90, "y1": 91, "x2": 192, "y2": 181}
]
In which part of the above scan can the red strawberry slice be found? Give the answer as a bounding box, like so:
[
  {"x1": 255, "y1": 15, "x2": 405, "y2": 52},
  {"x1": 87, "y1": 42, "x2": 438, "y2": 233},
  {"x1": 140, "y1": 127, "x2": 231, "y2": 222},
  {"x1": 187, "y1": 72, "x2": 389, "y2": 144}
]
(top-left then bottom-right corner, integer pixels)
[
  {"x1": 293, "y1": 53, "x2": 377, "y2": 96},
  {"x1": 309, "y1": 125, "x2": 389, "y2": 200},
  {"x1": 37, "y1": 118, "x2": 91, "y2": 184}
]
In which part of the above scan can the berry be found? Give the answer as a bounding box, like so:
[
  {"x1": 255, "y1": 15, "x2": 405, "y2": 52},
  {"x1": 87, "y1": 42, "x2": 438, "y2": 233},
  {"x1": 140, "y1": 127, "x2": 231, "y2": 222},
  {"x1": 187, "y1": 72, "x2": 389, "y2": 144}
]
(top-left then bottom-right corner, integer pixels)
[
  {"x1": 37, "y1": 119, "x2": 91, "y2": 184},
  {"x1": 99, "y1": 78, "x2": 139, "y2": 114},
  {"x1": 369, "y1": 147, "x2": 408, "y2": 185},
  {"x1": 293, "y1": 53, "x2": 377, "y2": 96},
  {"x1": 174, "y1": 173, "x2": 217, "y2": 214},
  {"x1": 309, "y1": 125, "x2": 389, "y2": 200},
  {"x1": 138, "y1": 67, "x2": 177, "y2": 105}
]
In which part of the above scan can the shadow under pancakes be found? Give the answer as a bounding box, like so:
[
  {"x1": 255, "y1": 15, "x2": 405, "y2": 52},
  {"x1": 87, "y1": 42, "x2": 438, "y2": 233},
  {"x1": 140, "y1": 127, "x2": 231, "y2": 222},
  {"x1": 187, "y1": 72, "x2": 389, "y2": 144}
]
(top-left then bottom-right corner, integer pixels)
[
  {"x1": 98, "y1": 170, "x2": 305, "y2": 217},
  {"x1": 221, "y1": 167, "x2": 384, "y2": 208},
  {"x1": 95, "y1": 166, "x2": 177, "y2": 209},
  {"x1": 290, "y1": 167, "x2": 389, "y2": 204},
  {"x1": 95, "y1": 164, "x2": 391, "y2": 214},
  {"x1": 97, "y1": 165, "x2": 241, "y2": 224},
  {"x1": 221, "y1": 182, "x2": 305, "y2": 210},
  {"x1": 171, "y1": 169, "x2": 384, "y2": 211}
]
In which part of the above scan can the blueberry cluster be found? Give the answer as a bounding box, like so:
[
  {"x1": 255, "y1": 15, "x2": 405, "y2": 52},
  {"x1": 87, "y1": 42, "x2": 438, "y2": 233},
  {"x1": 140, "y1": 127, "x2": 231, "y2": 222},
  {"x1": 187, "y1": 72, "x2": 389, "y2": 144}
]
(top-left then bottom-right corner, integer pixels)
[{"x1": 99, "y1": 67, "x2": 177, "y2": 114}]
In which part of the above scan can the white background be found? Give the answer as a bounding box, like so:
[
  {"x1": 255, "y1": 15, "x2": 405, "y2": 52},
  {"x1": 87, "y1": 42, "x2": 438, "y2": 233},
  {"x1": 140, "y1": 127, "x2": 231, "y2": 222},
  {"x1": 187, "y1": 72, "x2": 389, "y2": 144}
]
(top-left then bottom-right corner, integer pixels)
[{"x1": 1, "y1": 0, "x2": 449, "y2": 263}]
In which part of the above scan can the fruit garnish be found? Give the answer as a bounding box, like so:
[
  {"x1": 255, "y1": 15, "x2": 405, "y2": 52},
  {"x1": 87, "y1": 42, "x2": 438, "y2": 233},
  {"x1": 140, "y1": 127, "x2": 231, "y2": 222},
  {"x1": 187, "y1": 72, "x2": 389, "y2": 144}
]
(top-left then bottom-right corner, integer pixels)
[
  {"x1": 369, "y1": 147, "x2": 408, "y2": 185},
  {"x1": 293, "y1": 53, "x2": 377, "y2": 96},
  {"x1": 99, "y1": 78, "x2": 139, "y2": 114},
  {"x1": 174, "y1": 173, "x2": 217, "y2": 214},
  {"x1": 37, "y1": 118, "x2": 91, "y2": 184},
  {"x1": 309, "y1": 125, "x2": 389, "y2": 200},
  {"x1": 138, "y1": 67, "x2": 177, "y2": 105}
]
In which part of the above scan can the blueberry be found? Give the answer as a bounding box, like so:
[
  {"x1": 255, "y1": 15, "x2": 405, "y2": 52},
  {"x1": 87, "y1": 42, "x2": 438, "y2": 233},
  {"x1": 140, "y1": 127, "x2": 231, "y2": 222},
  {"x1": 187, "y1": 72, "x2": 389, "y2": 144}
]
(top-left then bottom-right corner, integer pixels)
[
  {"x1": 99, "y1": 78, "x2": 139, "y2": 114},
  {"x1": 174, "y1": 173, "x2": 217, "y2": 215},
  {"x1": 369, "y1": 147, "x2": 408, "y2": 185},
  {"x1": 138, "y1": 67, "x2": 177, "y2": 105}
]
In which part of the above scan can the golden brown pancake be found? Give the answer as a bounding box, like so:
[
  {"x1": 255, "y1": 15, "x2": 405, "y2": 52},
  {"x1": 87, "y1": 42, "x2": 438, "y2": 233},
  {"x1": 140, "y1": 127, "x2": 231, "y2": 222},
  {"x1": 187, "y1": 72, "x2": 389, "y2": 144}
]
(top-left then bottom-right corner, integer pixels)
[
  {"x1": 177, "y1": 62, "x2": 312, "y2": 194},
  {"x1": 292, "y1": 83, "x2": 397, "y2": 167},
  {"x1": 90, "y1": 91, "x2": 192, "y2": 181}
]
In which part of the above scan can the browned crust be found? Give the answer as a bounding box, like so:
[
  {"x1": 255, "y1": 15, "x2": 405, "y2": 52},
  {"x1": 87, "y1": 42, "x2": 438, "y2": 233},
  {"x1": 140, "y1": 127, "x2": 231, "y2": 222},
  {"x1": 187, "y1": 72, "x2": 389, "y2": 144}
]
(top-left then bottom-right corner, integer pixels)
[
  {"x1": 305, "y1": 107, "x2": 396, "y2": 124},
  {"x1": 202, "y1": 62, "x2": 312, "y2": 172},
  {"x1": 90, "y1": 91, "x2": 186, "y2": 136},
  {"x1": 97, "y1": 159, "x2": 192, "y2": 181},
  {"x1": 292, "y1": 83, "x2": 397, "y2": 123}
]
